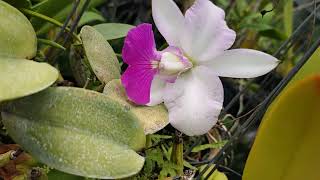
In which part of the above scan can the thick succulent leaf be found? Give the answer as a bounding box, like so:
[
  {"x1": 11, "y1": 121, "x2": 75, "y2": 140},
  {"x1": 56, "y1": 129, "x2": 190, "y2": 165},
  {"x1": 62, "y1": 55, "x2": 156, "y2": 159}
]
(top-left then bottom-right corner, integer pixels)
[
  {"x1": 93, "y1": 23, "x2": 135, "y2": 40},
  {"x1": 1, "y1": 87, "x2": 146, "y2": 179},
  {"x1": 2, "y1": 87, "x2": 145, "y2": 150},
  {"x1": 103, "y1": 79, "x2": 169, "y2": 134},
  {"x1": 2, "y1": 113, "x2": 145, "y2": 179},
  {"x1": 243, "y1": 75, "x2": 320, "y2": 180},
  {"x1": 0, "y1": 58, "x2": 58, "y2": 102},
  {"x1": 80, "y1": 26, "x2": 120, "y2": 84},
  {"x1": 0, "y1": 0, "x2": 36, "y2": 59}
]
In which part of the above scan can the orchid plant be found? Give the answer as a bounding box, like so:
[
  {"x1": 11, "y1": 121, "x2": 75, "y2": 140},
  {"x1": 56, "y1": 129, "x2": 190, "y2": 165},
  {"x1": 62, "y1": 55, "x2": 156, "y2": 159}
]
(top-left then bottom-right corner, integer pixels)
[
  {"x1": 2, "y1": 0, "x2": 318, "y2": 179},
  {"x1": 121, "y1": 0, "x2": 279, "y2": 136}
]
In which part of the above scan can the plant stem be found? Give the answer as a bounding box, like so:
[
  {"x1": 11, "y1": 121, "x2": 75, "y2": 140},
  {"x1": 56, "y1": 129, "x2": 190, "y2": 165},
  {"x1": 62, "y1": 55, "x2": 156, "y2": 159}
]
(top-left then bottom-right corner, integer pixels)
[
  {"x1": 20, "y1": 8, "x2": 80, "y2": 41},
  {"x1": 171, "y1": 130, "x2": 184, "y2": 175},
  {"x1": 0, "y1": 151, "x2": 13, "y2": 167},
  {"x1": 146, "y1": 135, "x2": 152, "y2": 148},
  {"x1": 38, "y1": 38, "x2": 66, "y2": 51}
]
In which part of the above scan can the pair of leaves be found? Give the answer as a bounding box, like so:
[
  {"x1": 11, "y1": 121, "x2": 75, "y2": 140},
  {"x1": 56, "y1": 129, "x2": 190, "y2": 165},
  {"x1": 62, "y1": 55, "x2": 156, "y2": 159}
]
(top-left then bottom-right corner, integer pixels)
[
  {"x1": 0, "y1": 1, "x2": 58, "y2": 102},
  {"x1": 2, "y1": 87, "x2": 146, "y2": 179},
  {"x1": 0, "y1": 23, "x2": 164, "y2": 178},
  {"x1": 243, "y1": 48, "x2": 320, "y2": 180},
  {"x1": 78, "y1": 25, "x2": 168, "y2": 135}
]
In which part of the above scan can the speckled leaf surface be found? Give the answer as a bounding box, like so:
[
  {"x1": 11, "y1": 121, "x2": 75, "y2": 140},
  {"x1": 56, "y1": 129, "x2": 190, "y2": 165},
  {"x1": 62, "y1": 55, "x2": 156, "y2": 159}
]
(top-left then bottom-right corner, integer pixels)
[
  {"x1": 0, "y1": 58, "x2": 58, "y2": 102},
  {"x1": 0, "y1": 1, "x2": 36, "y2": 59},
  {"x1": 103, "y1": 79, "x2": 169, "y2": 134},
  {"x1": 80, "y1": 26, "x2": 120, "y2": 84},
  {"x1": 1, "y1": 87, "x2": 146, "y2": 179},
  {"x1": 93, "y1": 23, "x2": 135, "y2": 40}
]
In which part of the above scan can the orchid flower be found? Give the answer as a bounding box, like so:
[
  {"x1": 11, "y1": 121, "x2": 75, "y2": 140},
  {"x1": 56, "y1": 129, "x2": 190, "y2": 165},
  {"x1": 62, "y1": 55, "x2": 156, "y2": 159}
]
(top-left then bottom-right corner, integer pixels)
[{"x1": 121, "y1": 0, "x2": 279, "y2": 136}]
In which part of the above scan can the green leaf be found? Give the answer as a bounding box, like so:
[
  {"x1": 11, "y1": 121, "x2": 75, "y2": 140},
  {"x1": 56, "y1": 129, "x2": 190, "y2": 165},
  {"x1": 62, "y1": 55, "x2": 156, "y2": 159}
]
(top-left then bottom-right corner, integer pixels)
[
  {"x1": 30, "y1": 0, "x2": 72, "y2": 33},
  {"x1": 243, "y1": 75, "x2": 320, "y2": 180},
  {"x1": 283, "y1": 0, "x2": 293, "y2": 36},
  {"x1": 191, "y1": 141, "x2": 227, "y2": 153},
  {"x1": 0, "y1": 0, "x2": 37, "y2": 59},
  {"x1": 242, "y1": 23, "x2": 287, "y2": 40},
  {"x1": 31, "y1": 0, "x2": 106, "y2": 35},
  {"x1": 2, "y1": 0, "x2": 31, "y2": 8},
  {"x1": 241, "y1": 22, "x2": 273, "y2": 31},
  {"x1": 93, "y1": 23, "x2": 135, "y2": 40},
  {"x1": 183, "y1": 160, "x2": 197, "y2": 170},
  {"x1": 78, "y1": 11, "x2": 105, "y2": 26},
  {"x1": 38, "y1": 38, "x2": 66, "y2": 51},
  {"x1": 1, "y1": 87, "x2": 146, "y2": 179},
  {"x1": 0, "y1": 58, "x2": 58, "y2": 102},
  {"x1": 200, "y1": 165, "x2": 228, "y2": 180},
  {"x1": 259, "y1": 29, "x2": 287, "y2": 40},
  {"x1": 80, "y1": 26, "x2": 120, "y2": 84},
  {"x1": 47, "y1": 169, "x2": 85, "y2": 180},
  {"x1": 103, "y1": 79, "x2": 169, "y2": 134}
]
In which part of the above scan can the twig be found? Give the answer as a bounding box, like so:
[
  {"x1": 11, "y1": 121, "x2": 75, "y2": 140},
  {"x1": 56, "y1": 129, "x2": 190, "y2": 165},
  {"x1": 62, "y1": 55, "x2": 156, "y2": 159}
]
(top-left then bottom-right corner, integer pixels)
[
  {"x1": 20, "y1": 8, "x2": 79, "y2": 41},
  {"x1": 10, "y1": 148, "x2": 24, "y2": 160},
  {"x1": 44, "y1": 0, "x2": 81, "y2": 62},
  {"x1": 48, "y1": 0, "x2": 92, "y2": 65}
]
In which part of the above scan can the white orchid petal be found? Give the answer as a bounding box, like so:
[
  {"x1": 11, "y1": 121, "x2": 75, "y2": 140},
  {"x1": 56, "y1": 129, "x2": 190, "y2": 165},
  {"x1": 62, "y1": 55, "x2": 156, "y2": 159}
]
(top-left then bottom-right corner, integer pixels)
[
  {"x1": 203, "y1": 49, "x2": 279, "y2": 78},
  {"x1": 163, "y1": 66, "x2": 224, "y2": 136},
  {"x1": 152, "y1": 0, "x2": 184, "y2": 47},
  {"x1": 147, "y1": 75, "x2": 166, "y2": 106},
  {"x1": 181, "y1": 0, "x2": 236, "y2": 62}
]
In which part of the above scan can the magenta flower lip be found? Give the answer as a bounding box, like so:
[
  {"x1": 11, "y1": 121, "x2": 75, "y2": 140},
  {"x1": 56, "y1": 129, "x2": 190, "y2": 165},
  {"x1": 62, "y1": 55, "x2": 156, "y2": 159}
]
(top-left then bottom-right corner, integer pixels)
[{"x1": 121, "y1": 24, "x2": 159, "y2": 105}]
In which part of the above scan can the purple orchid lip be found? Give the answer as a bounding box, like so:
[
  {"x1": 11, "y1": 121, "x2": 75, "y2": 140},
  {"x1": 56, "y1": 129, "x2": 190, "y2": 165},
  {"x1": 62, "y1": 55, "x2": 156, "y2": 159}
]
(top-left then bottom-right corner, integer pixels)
[
  {"x1": 121, "y1": 23, "x2": 160, "y2": 105},
  {"x1": 121, "y1": 24, "x2": 192, "y2": 105}
]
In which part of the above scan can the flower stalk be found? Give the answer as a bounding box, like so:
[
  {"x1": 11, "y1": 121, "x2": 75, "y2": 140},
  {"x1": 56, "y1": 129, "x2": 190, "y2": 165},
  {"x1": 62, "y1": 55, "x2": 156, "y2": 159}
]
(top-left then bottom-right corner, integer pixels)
[{"x1": 171, "y1": 130, "x2": 184, "y2": 175}]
